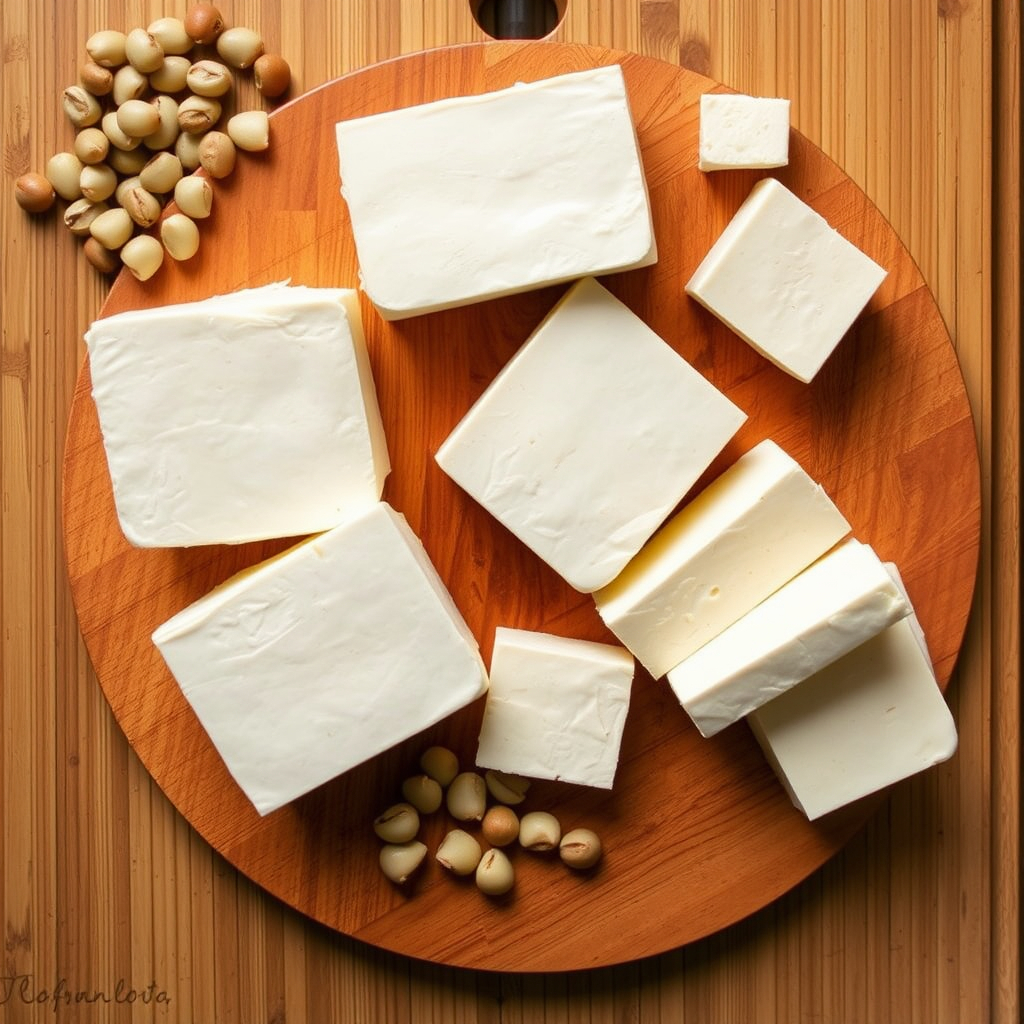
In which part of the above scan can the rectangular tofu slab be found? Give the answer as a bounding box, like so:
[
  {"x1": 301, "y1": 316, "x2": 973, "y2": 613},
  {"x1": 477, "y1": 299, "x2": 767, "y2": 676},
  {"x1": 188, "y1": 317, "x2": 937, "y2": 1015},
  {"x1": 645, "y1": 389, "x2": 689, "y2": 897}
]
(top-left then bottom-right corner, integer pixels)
[
  {"x1": 595, "y1": 439, "x2": 850, "y2": 678},
  {"x1": 666, "y1": 539, "x2": 911, "y2": 737},
  {"x1": 686, "y1": 177, "x2": 887, "y2": 382},
  {"x1": 85, "y1": 283, "x2": 389, "y2": 548},
  {"x1": 435, "y1": 277, "x2": 746, "y2": 593},
  {"x1": 698, "y1": 93, "x2": 791, "y2": 171},
  {"x1": 335, "y1": 65, "x2": 657, "y2": 320},
  {"x1": 476, "y1": 628, "x2": 634, "y2": 789},
  {"x1": 152, "y1": 502, "x2": 488, "y2": 816},
  {"x1": 748, "y1": 566, "x2": 957, "y2": 819}
]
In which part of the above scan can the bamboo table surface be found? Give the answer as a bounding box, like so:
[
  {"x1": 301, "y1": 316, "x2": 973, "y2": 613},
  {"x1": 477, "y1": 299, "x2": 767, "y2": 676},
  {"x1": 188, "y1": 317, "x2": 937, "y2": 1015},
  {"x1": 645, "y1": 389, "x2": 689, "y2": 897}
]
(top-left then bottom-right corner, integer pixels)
[{"x1": 1, "y1": 0, "x2": 1019, "y2": 1021}]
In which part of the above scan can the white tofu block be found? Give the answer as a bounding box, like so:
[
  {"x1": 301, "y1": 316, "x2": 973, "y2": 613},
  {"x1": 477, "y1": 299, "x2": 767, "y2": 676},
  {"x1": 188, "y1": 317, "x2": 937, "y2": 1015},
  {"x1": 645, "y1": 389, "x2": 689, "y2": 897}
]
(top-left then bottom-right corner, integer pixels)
[
  {"x1": 594, "y1": 439, "x2": 850, "y2": 678},
  {"x1": 698, "y1": 93, "x2": 791, "y2": 171},
  {"x1": 435, "y1": 277, "x2": 747, "y2": 593},
  {"x1": 85, "y1": 283, "x2": 390, "y2": 548},
  {"x1": 475, "y1": 628, "x2": 634, "y2": 789},
  {"x1": 748, "y1": 585, "x2": 957, "y2": 820},
  {"x1": 686, "y1": 177, "x2": 887, "y2": 383},
  {"x1": 152, "y1": 502, "x2": 488, "y2": 816},
  {"x1": 335, "y1": 65, "x2": 657, "y2": 321},
  {"x1": 666, "y1": 539, "x2": 911, "y2": 737}
]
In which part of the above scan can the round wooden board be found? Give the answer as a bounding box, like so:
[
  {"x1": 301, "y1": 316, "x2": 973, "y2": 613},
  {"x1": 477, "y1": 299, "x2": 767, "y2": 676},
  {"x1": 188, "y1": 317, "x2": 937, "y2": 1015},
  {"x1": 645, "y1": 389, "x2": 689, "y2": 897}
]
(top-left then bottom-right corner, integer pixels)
[{"x1": 62, "y1": 42, "x2": 980, "y2": 972}]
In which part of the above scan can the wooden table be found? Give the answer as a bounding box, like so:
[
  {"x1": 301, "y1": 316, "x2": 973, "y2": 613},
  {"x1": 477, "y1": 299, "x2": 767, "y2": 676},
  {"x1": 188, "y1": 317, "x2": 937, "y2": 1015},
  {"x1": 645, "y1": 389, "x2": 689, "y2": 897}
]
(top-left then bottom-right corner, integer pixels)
[{"x1": 2, "y1": 1, "x2": 1018, "y2": 1020}]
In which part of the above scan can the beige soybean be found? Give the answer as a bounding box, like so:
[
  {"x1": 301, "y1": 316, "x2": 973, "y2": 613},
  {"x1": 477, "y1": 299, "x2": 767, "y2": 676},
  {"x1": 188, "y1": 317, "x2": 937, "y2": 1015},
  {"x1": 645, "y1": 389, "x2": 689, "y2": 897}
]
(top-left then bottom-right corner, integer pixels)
[
  {"x1": 161, "y1": 214, "x2": 200, "y2": 261},
  {"x1": 114, "y1": 174, "x2": 142, "y2": 207},
  {"x1": 86, "y1": 29, "x2": 127, "y2": 68},
  {"x1": 187, "y1": 59, "x2": 232, "y2": 97},
  {"x1": 108, "y1": 146, "x2": 148, "y2": 176},
  {"x1": 379, "y1": 841, "x2": 427, "y2": 885},
  {"x1": 80, "y1": 163, "x2": 117, "y2": 202},
  {"x1": 144, "y1": 96, "x2": 180, "y2": 150},
  {"x1": 74, "y1": 127, "x2": 109, "y2": 165},
  {"x1": 446, "y1": 772, "x2": 486, "y2": 822},
  {"x1": 89, "y1": 207, "x2": 133, "y2": 249},
  {"x1": 45, "y1": 152, "x2": 84, "y2": 201},
  {"x1": 147, "y1": 17, "x2": 192, "y2": 55},
  {"x1": 227, "y1": 110, "x2": 269, "y2": 152},
  {"x1": 173, "y1": 175, "x2": 212, "y2": 219},
  {"x1": 484, "y1": 769, "x2": 530, "y2": 806},
  {"x1": 125, "y1": 29, "x2": 164, "y2": 74},
  {"x1": 83, "y1": 236, "x2": 120, "y2": 274},
  {"x1": 559, "y1": 828, "x2": 602, "y2": 870},
  {"x1": 63, "y1": 85, "x2": 102, "y2": 128},
  {"x1": 481, "y1": 805, "x2": 520, "y2": 847},
  {"x1": 112, "y1": 64, "x2": 150, "y2": 105},
  {"x1": 475, "y1": 849, "x2": 514, "y2": 896},
  {"x1": 178, "y1": 95, "x2": 221, "y2": 134},
  {"x1": 120, "y1": 234, "x2": 164, "y2": 280},
  {"x1": 122, "y1": 185, "x2": 162, "y2": 228},
  {"x1": 14, "y1": 173, "x2": 55, "y2": 213},
  {"x1": 216, "y1": 26, "x2": 264, "y2": 69},
  {"x1": 63, "y1": 198, "x2": 109, "y2": 236},
  {"x1": 185, "y1": 2, "x2": 225, "y2": 45},
  {"x1": 519, "y1": 811, "x2": 561, "y2": 852},
  {"x1": 117, "y1": 99, "x2": 160, "y2": 139},
  {"x1": 175, "y1": 130, "x2": 203, "y2": 171},
  {"x1": 198, "y1": 131, "x2": 235, "y2": 178},
  {"x1": 150, "y1": 56, "x2": 191, "y2": 94},
  {"x1": 419, "y1": 746, "x2": 458, "y2": 788},
  {"x1": 140, "y1": 152, "x2": 183, "y2": 193},
  {"x1": 400, "y1": 774, "x2": 443, "y2": 815},
  {"x1": 435, "y1": 829, "x2": 482, "y2": 876},
  {"x1": 372, "y1": 803, "x2": 420, "y2": 844},
  {"x1": 80, "y1": 61, "x2": 114, "y2": 96},
  {"x1": 102, "y1": 111, "x2": 140, "y2": 151}
]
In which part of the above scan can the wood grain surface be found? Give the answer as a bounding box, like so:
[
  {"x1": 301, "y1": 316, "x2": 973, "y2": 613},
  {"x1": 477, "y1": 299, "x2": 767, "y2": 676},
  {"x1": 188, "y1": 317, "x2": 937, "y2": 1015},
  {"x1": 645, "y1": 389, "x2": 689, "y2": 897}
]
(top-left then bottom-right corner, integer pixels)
[
  {"x1": 2, "y1": 0, "x2": 1019, "y2": 1019},
  {"x1": 61, "y1": 42, "x2": 981, "y2": 973}
]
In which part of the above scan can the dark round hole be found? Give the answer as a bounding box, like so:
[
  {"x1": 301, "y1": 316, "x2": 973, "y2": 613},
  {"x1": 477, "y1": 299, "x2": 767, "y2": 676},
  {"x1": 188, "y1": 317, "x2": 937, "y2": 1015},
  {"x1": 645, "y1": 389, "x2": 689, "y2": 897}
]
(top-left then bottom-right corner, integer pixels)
[{"x1": 473, "y1": 0, "x2": 566, "y2": 39}]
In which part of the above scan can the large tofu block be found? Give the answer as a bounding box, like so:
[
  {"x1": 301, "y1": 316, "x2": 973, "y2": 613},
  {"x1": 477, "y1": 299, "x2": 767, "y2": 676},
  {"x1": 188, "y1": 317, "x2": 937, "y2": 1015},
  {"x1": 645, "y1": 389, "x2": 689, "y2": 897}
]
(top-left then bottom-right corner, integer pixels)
[
  {"x1": 748, "y1": 572, "x2": 957, "y2": 820},
  {"x1": 436, "y1": 277, "x2": 747, "y2": 593},
  {"x1": 85, "y1": 283, "x2": 390, "y2": 548},
  {"x1": 698, "y1": 94, "x2": 791, "y2": 171},
  {"x1": 476, "y1": 628, "x2": 634, "y2": 789},
  {"x1": 666, "y1": 539, "x2": 910, "y2": 737},
  {"x1": 595, "y1": 439, "x2": 850, "y2": 678},
  {"x1": 152, "y1": 503, "x2": 488, "y2": 816},
  {"x1": 686, "y1": 177, "x2": 887, "y2": 383},
  {"x1": 335, "y1": 65, "x2": 657, "y2": 321}
]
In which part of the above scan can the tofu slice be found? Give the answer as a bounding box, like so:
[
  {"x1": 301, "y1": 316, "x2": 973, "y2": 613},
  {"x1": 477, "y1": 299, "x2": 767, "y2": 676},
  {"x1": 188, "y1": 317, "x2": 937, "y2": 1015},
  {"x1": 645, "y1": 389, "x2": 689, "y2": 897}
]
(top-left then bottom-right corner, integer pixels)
[
  {"x1": 594, "y1": 439, "x2": 850, "y2": 678},
  {"x1": 698, "y1": 93, "x2": 791, "y2": 171},
  {"x1": 436, "y1": 277, "x2": 747, "y2": 593},
  {"x1": 476, "y1": 627, "x2": 634, "y2": 790},
  {"x1": 85, "y1": 284, "x2": 389, "y2": 548},
  {"x1": 152, "y1": 502, "x2": 488, "y2": 816},
  {"x1": 335, "y1": 65, "x2": 657, "y2": 320},
  {"x1": 666, "y1": 539, "x2": 910, "y2": 737},
  {"x1": 686, "y1": 177, "x2": 887, "y2": 382},
  {"x1": 748, "y1": 566, "x2": 957, "y2": 819}
]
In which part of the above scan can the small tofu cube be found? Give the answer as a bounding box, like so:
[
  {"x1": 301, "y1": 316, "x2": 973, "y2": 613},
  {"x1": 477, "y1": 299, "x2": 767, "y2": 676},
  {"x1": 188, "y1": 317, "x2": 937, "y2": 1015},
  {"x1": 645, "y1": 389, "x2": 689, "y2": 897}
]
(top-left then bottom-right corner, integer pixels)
[
  {"x1": 595, "y1": 439, "x2": 850, "y2": 678},
  {"x1": 476, "y1": 628, "x2": 634, "y2": 789},
  {"x1": 666, "y1": 539, "x2": 910, "y2": 737},
  {"x1": 749, "y1": 574, "x2": 957, "y2": 820},
  {"x1": 698, "y1": 93, "x2": 791, "y2": 171},
  {"x1": 85, "y1": 283, "x2": 390, "y2": 548},
  {"x1": 335, "y1": 65, "x2": 657, "y2": 320},
  {"x1": 436, "y1": 277, "x2": 747, "y2": 593},
  {"x1": 686, "y1": 177, "x2": 887, "y2": 383},
  {"x1": 152, "y1": 502, "x2": 488, "y2": 816}
]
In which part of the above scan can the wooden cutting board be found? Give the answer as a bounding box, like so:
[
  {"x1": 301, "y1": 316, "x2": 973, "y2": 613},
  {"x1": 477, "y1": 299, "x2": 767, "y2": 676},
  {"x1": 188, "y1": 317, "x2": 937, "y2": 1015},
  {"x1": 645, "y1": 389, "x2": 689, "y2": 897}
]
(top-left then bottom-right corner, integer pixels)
[{"x1": 61, "y1": 41, "x2": 980, "y2": 972}]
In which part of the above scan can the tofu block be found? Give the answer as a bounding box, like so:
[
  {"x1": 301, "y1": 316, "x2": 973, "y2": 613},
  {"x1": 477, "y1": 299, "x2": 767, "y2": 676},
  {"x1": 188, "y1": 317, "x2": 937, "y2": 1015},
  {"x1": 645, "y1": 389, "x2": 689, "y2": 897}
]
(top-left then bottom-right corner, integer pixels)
[
  {"x1": 698, "y1": 93, "x2": 791, "y2": 171},
  {"x1": 435, "y1": 277, "x2": 747, "y2": 593},
  {"x1": 85, "y1": 283, "x2": 389, "y2": 548},
  {"x1": 153, "y1": 502, "x2": 488, "y2": 816},
  {"x1": 748, "y1": 569, "x2": 957, "y2": 820},
  {"x1": 476, "y1": 628, "x2": 634, "y2": 789},
  {"x1": 666, "y1": 539, "x2": 910, "y2": 737},
  {"x1": 594, "y1": 439, "x2": 850, "y2": 678},
  {"x1": 335, "y1": 65, "x2": 657, "y2": 320},
  {"x1": 686, "y1": 177, "x2": 887, "y2": 383}
]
